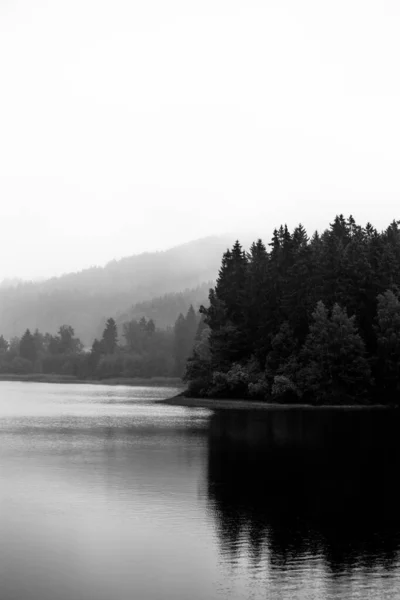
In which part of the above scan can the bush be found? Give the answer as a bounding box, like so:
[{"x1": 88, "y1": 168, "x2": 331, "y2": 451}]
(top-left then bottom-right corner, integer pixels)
[
  {"x1": 248, "y1": 378, "x2": 269, "y2": 399},
  {"x1": 186, "y1": 376, "x2": 212, "y2": 397},
  {"x1": 208, "y1": 363, "x2": 255, "y2": 398},
  {"x1": 271, "y1": 375, "x2": 301, "y2": 403}
]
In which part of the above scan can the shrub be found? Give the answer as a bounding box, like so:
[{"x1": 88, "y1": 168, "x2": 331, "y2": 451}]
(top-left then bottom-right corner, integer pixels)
[
  {"x1": 248, "y1": 378, "x2": 269, "y2": 399},
  {"x1": 271, "y1": 375, "x2": 301, "y2": 403}
]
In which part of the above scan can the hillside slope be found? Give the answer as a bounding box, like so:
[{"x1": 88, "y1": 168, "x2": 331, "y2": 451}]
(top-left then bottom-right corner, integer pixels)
[
  {"x1": 115, "y1": 282, "x2": 212, "y2": 335},
  {"x1": 0, "y1": 236, "x2": 232, "y2": 345}
]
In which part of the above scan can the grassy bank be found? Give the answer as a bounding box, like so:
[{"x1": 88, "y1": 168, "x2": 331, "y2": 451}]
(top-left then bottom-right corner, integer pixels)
[
  {"x1": 159, "y1": 393, "x2": 394, "y2": 410},
  {"x1": 0, "y1": 373, "x2": 184, "y2": 387}
]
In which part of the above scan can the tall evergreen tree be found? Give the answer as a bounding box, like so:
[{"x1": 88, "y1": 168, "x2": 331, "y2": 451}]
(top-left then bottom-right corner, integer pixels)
[
  {"x1": 246, "y1": 239, "x2": 269, "y2": 363},
  {"x1": 102, "y1": 318, "x2": 118, "y2": 354},
  {"x1": 173, "y1": 305, "x2": 199, "y2": 376},
  {"x1": 33, "y1": 329, "x2": 45, "y2": 355},
  {"x1": 19, "y1": 329, "x2": 37, "y2": 363},
  {"x1": 201, "y1": 241, "x2": 249, "y2": 368},
  {"x1": 185, "y1": 305, "x2": 197, "y2": 337},
  {"x1": 173, "y1": 313, "x2": 188, "y2": 376},
  {"x1": 0, "y1": 335, "x2": 9, "y2": 351}
]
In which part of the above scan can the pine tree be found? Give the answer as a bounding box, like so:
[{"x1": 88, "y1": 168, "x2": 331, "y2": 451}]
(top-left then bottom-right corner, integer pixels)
[
  {"x1": 102, "y1": 318, "x2": 118, "y2": 354},
  {"x1": 87, "y1": 338, "x2": 102, "y2": 374},
  {"x1": 185, "y1": 305, "x2": 198, "y2": 341},
  {"x1": 173, "y1": 313, "x2": 187, "y2": 376},
  {"x1": 33, "y1": 329, "x2": 44, "y2": 355},
  {"x1": 19, "y1": 329, "x2": 37, "y2": 363},
  {"x1": 201, "y1": 241, "x2": 249, "y2": 367},
  {"x1": 246, "y1": 239, "x2": 269, "y2": 363},
  {"x1": 172, "y1": 306, "x2": 199, "y2": 376},
  {"x1": 0, "y1": 335, "x2": 9, "y2": 351}
]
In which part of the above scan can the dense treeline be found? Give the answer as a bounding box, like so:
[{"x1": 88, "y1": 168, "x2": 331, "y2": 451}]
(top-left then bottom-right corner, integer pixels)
[
  {"x1": 185, "y1": 215, "x2": 400, "y2": 405},
  {"x1": 0, "y1": 307, "x2": 199, "y2": 380}
]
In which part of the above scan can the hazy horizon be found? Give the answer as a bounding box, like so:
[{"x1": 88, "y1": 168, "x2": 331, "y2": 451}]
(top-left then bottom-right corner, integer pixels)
[{"x1": 2, "y1": 0, "x2": 400, "y2": 281}]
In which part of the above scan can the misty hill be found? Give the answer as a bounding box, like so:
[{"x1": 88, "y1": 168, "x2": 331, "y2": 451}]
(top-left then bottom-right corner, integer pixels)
[
  {"x1": 115, "y1": 282, "x2": 212, "y2": 334},
  {"x1": 0, "y1": 236, "x2": 233, "y2": 345}
]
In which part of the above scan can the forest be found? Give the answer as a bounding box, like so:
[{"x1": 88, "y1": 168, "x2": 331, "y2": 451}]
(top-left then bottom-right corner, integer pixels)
[
  {"x1": 3, "y1": 214, "x2": 400, "y2": 404},
  {"x1": 185, "y1": 215, "x2": 400, "y2": 405},
  {"x1": 0, "y1": 306, "x2": 199, "y2": 380}
]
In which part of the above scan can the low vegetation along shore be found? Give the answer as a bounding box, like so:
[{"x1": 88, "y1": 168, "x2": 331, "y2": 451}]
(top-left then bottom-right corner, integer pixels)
[{"x1": 160, "y1": 393, "x2": 394, "y2": 410}]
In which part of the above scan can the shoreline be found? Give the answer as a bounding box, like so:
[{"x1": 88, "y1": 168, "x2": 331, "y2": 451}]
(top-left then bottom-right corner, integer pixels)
[
  {"x1": 159, "y1": 393, "x2": 395, "y2": 410},
  {"x1": 0, "y1": 375, "x2": 394, "y2": 408},
  {"x1": 0, "y1": 374, "x2": 184, "y2": 387}
]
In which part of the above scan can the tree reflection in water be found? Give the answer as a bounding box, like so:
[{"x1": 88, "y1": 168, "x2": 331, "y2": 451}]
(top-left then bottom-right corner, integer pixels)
[{"x1": 206, "y1": 408, "x2": 400, "y2": 575}]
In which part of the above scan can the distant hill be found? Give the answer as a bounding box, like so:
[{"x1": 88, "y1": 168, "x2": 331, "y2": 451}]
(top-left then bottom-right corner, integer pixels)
[
  {"x1": 0, "y1": 235, "x2": 234, "y2": 345},
  {"x1": 115, "y1": 282, "x2": 212, "y2": 335}
]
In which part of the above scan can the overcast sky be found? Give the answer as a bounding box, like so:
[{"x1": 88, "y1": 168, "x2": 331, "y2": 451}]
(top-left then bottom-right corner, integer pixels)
[{"x1": 1, "y1": 0, "x2": 400, "y2": 280}]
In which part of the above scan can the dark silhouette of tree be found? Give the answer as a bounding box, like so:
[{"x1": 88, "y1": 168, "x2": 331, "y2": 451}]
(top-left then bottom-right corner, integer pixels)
[
  {"x1": 146, "y1": 319, "x2": 156, "y2": 335},
  {"x1": 173, "y1": 305, "x2": 199, "y2": 376},
  {"x1": 19, "y1": 329, "x2": 37, "y2": 363},
  {"x1": 0, "y1": 335, "x2": 8, "y2": 351},
  {"x1": 173, "y1": 313, "x2": 188, "y2": 376},
  {"x1": 101, "y1": 318, "x2": 118, "y2": 354}
]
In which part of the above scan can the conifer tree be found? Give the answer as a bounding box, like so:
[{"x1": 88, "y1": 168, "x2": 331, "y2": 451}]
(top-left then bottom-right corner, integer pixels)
[
  {"x1": 185, "y1": 305, "x2": 198, "y2": 342},
  {"x1": 173, "y1": 306, "x2": 199, "y2": 376},
  {"x1": 246, "y1": 239, "x2": 269, "y2": 363},
  {"x1": 173, "y1": 313, "x2": 187, "y2": 376},
  {"x1": 33, "y1": 329, "x2": 44, "y2": 355},
  {"x1": 101, "y1": 318, "x2": 118, "y2": 354},
  {"x1": 19, "y1": 329, "x2": 37, "y2": 363},
  {"x1": 0, "y1": 335, "x2": 9, "y2": 351},
  {"x1": 201, "y1": 241, "x2": 248, "y2": 367}
]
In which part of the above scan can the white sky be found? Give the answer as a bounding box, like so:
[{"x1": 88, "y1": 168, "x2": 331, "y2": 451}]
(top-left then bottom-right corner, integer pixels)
[{"x1": 1, "y1": 0, "x2": 400, "y2": 280}]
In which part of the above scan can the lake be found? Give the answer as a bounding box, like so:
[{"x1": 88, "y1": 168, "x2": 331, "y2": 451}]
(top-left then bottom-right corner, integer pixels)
[{"x1": 0, "y1": 382, "x2": 399, "y2": 599}]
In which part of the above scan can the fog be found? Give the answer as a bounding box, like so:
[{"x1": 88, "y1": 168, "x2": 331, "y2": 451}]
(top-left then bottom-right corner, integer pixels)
[{"x1": 1, "y1": 0, "x2": 400, "y2": 280}]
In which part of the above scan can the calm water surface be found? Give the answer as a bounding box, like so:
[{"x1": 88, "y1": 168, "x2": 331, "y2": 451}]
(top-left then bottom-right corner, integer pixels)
[{"x1": 0, "y1": 382, "x2": 400, "y2": 599}]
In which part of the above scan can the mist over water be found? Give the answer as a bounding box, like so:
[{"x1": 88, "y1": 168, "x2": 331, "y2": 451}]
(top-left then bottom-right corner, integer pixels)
[{"x1": 0, "y1": 382, "x2": 399, "y2": 599}]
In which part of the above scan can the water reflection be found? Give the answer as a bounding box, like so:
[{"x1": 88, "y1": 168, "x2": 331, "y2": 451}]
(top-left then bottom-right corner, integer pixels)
[
  {"x1": 207, "y1": 409, "x2": 400, "y2": 576},
  {"x1": 2, "y1": 382, "x2": 400, "y2": 599}
]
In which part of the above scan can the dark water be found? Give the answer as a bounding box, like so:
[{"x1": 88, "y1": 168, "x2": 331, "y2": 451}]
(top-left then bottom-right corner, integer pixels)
[{"x1": 1, "y1": 383, "x2": 400, "y2": 599}]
